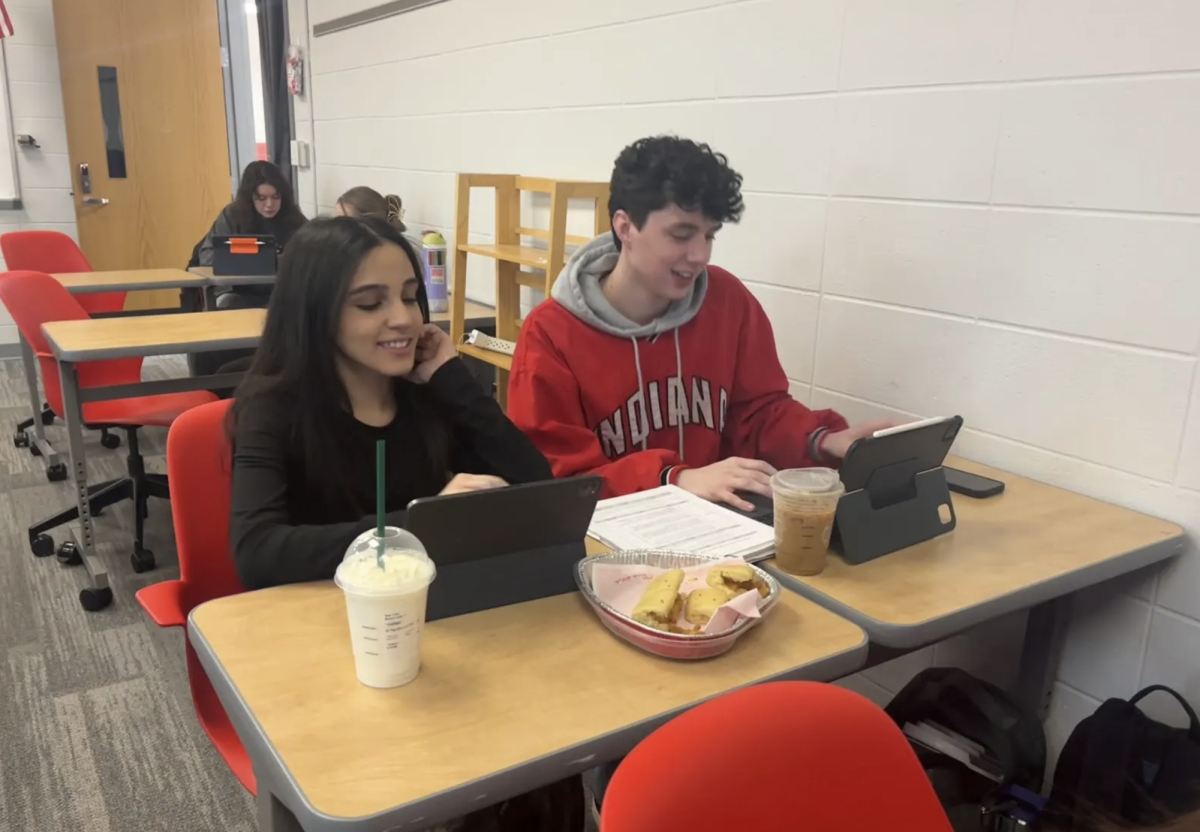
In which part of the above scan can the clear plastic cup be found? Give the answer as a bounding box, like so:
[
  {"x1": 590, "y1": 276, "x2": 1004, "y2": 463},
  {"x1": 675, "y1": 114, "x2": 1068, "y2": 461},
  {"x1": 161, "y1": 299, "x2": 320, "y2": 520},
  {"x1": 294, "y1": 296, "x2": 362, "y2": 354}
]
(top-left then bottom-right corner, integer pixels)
[
  {"x1": 334, "y1": 526, "x2": 436, "y2": 689},
  {"x1": 771, "y1": 468, "x2": 845, "y2": 577}
]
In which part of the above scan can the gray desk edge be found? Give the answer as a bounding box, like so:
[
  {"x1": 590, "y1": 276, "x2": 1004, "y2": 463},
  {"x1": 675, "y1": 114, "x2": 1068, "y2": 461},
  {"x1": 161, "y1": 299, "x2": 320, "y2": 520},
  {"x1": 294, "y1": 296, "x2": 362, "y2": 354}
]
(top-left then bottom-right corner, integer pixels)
[
  {"x1": 767, "y1": 533, "x2": 1185, "y2": 650},
  {"x1": 44, "y1": 332, "x2": 261, "y2": 363},
  {"x1": 63, "y1": 277, "x2": 208, "y2": 295},
  {"x1": 188, "y1": 604, "x2": 866, "y2": 832}
]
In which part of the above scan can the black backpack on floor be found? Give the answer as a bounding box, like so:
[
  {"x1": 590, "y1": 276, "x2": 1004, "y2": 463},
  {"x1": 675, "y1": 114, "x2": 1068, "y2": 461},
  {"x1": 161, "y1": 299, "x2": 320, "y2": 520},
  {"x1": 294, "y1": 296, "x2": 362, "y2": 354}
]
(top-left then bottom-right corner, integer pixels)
[
  {"x1": 886, "y1": 667, "x2": 1047, "y2": 802},
  {"x1": 1046, "y1": 685, "x2": 1200, "y2": 830}
]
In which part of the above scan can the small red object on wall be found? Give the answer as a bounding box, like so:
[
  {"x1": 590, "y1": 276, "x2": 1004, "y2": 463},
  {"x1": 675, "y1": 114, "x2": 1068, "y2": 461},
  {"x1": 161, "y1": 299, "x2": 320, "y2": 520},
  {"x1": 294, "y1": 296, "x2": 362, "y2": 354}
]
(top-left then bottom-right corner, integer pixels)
[
  {"x1": 286, "y1": 45, "x2": 303, "y2": 96},
  {"x1": 0, "y1": 1, "x2": 14, "y2": 38}
]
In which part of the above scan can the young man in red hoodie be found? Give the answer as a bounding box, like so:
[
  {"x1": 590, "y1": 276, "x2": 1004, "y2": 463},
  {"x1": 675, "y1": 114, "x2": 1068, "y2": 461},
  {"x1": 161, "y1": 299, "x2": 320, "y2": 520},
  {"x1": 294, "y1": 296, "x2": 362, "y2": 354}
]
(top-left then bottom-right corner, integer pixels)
[{"x1": 508, "y1": 135, "x2": 888, "y2": 510}]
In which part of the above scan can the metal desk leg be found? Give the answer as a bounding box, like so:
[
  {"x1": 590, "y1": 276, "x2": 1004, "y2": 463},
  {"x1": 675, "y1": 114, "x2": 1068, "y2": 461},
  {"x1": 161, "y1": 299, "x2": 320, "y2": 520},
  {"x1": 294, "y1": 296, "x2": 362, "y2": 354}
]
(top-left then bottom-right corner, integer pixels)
[
  {"x1": 1014, "y1": 597, "x2": 1071, "y2": 722},
  {"x1": 58, "y1": 361, "x2": 111, "y2": 609},
  {"x1": 18, "y1": 332, "x2": 43, "y2": 436},
  {"x1": 257, "y1": 788, "x2": 305, "y2": 832},
  {"x1": 18, "y1": 333, "x2": 61, "y2": 465}
]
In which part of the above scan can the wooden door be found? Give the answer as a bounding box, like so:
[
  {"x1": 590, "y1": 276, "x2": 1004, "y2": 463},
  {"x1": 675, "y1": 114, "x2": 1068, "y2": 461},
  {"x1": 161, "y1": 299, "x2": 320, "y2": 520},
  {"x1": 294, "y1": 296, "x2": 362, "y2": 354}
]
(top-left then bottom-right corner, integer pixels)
[{"x1": 52, "y1": 0, "x2": 232, "y2": 310}]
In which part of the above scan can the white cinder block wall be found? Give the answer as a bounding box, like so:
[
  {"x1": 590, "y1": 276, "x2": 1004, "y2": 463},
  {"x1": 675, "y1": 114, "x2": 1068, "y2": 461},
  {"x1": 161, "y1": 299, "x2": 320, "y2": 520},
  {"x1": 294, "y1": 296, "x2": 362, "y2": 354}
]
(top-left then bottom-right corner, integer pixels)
[
  {"x1": 295, "y1": 0, "x2": 1200, "y2": 772},
  {"x1": 0, "y1": 0, "x2": 79, "y2": 349}
]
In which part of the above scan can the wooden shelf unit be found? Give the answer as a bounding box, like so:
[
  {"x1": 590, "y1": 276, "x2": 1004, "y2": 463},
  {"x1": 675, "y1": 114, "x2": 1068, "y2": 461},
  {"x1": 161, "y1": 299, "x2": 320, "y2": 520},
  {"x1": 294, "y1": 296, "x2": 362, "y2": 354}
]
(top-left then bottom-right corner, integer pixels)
[{"x1": 450, "y1": 174, "x2": 610, "y2": 409}]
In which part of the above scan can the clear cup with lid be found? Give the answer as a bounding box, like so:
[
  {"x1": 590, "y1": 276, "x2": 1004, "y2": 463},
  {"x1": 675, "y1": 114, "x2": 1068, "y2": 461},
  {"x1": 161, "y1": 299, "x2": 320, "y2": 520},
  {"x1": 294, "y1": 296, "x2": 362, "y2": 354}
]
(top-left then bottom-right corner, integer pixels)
[
  {"x1": 771, "y1": 468, "x2": 845, "y2": 576},
  {"x1": 335, "y1": 526, "x2": 436, "y2": 688}
]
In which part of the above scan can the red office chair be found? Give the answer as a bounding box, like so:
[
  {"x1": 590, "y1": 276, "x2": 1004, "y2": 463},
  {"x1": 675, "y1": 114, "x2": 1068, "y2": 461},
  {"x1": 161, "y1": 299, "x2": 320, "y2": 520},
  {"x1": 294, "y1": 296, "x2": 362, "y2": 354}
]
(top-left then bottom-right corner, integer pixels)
[
  {"x1": 0, "y1": 271, "x2": 217, "y2": 591},
  {"x1": 136, "y1": 399, "x2": 255, "y2": 795},
  {"x1": 600, "y1": 681, "x2": 953, "y2": 832},
  {"x1": 2, "y1": 230, "x2": 126, "y2": 447}
]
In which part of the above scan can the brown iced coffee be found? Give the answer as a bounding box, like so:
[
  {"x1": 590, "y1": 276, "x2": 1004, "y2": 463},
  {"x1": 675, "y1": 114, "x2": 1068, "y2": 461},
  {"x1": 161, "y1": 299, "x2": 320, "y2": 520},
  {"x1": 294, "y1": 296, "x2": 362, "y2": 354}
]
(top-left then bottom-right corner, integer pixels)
[{"x1": 771, "y1": 468, "x2": 845, "y2": 576}]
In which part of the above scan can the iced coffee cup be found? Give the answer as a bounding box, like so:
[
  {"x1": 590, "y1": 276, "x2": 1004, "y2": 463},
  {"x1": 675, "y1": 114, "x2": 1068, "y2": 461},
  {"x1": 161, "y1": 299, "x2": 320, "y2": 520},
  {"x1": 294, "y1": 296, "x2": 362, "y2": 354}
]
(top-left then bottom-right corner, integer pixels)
[
  {"x1": 771, "y1": 468, "x2": 845, "y2": 577},
  {"x1": 334, "y1": 527, "x2": 436, "y2": 689}
]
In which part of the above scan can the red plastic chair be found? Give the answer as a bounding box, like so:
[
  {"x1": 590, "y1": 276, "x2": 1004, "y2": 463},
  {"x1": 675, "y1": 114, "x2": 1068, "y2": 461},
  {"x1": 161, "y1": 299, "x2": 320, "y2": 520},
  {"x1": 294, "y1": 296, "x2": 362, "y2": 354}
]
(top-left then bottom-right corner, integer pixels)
[
  {"x1": 2, "y1": 231, "x2": 126, "y2": 441},
  {"x1": 0, "y1": 271, "x2": 218, "y2": 583},
  {"x1": 136, "y1": 399, "x2": 255, "y2": 794},
  {"x1": 600, "y1": 681, "x2": 953, "y2": 832},
  {"x1": 0, "y1": 230, "x2": 125, "y2": 315}
]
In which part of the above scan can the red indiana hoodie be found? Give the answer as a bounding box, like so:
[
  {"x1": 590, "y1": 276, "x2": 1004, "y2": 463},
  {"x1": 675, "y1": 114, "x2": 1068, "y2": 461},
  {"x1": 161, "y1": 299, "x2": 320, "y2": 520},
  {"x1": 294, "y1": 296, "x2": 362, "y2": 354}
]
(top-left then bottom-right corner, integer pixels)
[{"x1": 507, "y1": 234, "x2": 848, "y2": 498}]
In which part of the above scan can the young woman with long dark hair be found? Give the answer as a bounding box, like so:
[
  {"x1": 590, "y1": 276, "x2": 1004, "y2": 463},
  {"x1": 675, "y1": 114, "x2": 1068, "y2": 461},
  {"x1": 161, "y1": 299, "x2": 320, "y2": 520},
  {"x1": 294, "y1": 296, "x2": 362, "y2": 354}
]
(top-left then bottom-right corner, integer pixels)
[
  {"x1": 198, "y1": 160, "x2": 307, "y2": 273},
  {"x1": 228, "y1": 216, "x2": 551, "y2": 591},
  {"x1": 226, "y1": 217, "x2": 580, "y2": 830}
]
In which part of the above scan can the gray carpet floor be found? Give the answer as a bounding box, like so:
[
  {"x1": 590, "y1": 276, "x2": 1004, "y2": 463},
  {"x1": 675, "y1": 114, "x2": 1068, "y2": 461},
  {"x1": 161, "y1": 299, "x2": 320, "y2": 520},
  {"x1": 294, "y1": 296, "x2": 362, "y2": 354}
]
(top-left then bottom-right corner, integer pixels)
[
  {"x1": 0, "y1": 355, "x2": 600, "y2": 832},
  {"x1": 0, "y1": 355, "x2": 258, "y2": 832}
]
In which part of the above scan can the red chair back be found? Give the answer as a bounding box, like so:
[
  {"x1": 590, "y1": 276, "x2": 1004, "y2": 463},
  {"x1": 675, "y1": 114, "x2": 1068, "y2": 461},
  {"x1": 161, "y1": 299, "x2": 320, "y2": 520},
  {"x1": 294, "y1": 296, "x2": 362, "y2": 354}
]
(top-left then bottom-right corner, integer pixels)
[
  {"x1": 167, "y1": 399, "x2": 244, "y2": 607},
  {"x1": 600, "y1": 681, "x2": 953, "y2": 832},
  {"x1": 0, "y1": 271, "x2": 142, "y2": 418},
  {"x1": 165, "y1": 398, "x2": 254, "y2": 793},
  {"x1": 0, "y1": 230, "x2": 125, "y2": 315}
]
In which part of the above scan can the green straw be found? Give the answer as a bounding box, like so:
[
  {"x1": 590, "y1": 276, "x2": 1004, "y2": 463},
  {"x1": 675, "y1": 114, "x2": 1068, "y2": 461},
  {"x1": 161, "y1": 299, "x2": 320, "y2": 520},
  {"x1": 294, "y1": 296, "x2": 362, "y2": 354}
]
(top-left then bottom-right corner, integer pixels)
[{"x1": 375, "y1": 439, "x2": 386, "y2": 568}]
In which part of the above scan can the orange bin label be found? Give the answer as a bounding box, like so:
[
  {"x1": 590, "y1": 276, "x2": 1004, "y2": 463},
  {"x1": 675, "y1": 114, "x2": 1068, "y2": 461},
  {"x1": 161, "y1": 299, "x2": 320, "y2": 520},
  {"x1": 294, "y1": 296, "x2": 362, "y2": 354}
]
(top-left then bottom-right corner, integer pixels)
[{"x1": 229, "y1": 238, "x2": 260, "y2": 255}]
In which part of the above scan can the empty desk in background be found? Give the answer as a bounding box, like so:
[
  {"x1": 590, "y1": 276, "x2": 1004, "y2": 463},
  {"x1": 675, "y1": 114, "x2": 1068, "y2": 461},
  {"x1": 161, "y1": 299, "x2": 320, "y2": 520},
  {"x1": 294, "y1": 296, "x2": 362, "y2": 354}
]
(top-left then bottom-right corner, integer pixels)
[
  {"x1": 186, "y1": 266, "x2": 274, "y2": 310},
  {"x1": 189, "y1": 546, "x2": 867, "y2": 832},
  {"x1": 15, "y1": 268, "x2": 208, "y2": 465},
  {"x1": 765, "y1": 456, "x2": 1185, "y2": 717},
  {"x1": 41, "y1": 309, "x2": 264, "y2": 606}
]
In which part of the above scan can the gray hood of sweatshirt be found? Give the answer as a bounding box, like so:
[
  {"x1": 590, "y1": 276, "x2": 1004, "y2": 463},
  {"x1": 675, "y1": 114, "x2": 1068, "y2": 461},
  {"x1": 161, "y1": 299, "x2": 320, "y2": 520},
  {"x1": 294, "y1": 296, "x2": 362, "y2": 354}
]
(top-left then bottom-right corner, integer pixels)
[
  {"x1": 550, "y1": 234, "x2": 707, "y2": 337},
  {"x1": 550, "y1": 233, "x2": 708, "y2": 462}
]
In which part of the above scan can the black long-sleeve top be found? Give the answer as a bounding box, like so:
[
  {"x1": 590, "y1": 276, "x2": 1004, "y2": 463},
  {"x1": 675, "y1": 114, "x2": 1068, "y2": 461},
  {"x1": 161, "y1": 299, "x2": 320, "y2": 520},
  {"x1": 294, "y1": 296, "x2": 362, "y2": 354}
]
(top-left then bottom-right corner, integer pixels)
[{"x1": 229, "y1": 358, "x2": 553, "y2": 590}]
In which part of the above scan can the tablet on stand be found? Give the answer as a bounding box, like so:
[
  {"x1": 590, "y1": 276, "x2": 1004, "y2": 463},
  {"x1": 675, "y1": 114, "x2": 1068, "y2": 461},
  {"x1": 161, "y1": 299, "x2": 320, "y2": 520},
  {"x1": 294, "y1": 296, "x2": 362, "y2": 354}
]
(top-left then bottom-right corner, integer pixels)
[{"x1": 834, "y1": 415, "x2": 963, "y2": 565}]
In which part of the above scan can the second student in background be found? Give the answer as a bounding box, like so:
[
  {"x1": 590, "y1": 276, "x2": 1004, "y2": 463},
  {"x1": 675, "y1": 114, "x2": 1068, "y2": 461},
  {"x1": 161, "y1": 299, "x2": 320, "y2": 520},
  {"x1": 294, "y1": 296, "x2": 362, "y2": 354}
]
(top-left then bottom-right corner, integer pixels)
[
  {"x1": 507, "y1": 135, "x2": 891, "y2": 510},
  {"x1": 335, "y1": 186, "x2": 407, "y2": 231}
]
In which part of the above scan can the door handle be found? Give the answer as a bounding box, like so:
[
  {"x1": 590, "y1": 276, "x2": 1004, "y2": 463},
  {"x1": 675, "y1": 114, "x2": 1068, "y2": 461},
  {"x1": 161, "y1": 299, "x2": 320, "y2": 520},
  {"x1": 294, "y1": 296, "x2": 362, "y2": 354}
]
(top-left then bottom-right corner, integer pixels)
[{"x1": 82, "y1": 197, "x2": 110, "y2": 206}]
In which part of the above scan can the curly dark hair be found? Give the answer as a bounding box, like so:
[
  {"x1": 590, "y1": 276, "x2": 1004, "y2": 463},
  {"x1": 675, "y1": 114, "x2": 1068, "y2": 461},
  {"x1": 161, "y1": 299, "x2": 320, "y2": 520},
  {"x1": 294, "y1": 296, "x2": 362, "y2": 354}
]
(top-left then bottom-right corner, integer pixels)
[{"x1": 608, "y1": 135, "x2": 745, "y2": 248}]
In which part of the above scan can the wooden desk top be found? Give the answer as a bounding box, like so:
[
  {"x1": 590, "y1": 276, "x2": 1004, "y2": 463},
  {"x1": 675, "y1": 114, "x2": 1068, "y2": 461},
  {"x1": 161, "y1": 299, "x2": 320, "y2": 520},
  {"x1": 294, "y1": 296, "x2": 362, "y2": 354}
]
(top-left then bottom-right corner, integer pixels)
[
  {"x1": 190, "y1": 571, "x2": 865, "y2": 819},
  {"x1": 777, "y1": 457, "x2": 1184, "y2": 636},
  {"x1": 187, "y1": 267, "x2": 495, "y2": 325},
  {"x1": 43, "y1": 308, "x2": 265, "y2": 362},
  {"x1": 41, "y1": 295, "x2": 494, "y2": 362},
  {"x1": 52, "y1": 268, "x2": 205, "y2": 294}
]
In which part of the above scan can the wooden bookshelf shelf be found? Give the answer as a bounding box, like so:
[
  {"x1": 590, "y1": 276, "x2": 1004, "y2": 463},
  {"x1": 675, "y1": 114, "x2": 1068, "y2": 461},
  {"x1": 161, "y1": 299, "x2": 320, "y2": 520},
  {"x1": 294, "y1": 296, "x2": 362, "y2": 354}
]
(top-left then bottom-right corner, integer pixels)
[
  {"x1": 449, "y1": 173, "x2": 610, "y2": 410},
  {"x1": 456, "y1": 242, "x2": 548, "y2": 269},
  {"x1": 457, "y1": 342, "x2": 513, "y2": 372}
]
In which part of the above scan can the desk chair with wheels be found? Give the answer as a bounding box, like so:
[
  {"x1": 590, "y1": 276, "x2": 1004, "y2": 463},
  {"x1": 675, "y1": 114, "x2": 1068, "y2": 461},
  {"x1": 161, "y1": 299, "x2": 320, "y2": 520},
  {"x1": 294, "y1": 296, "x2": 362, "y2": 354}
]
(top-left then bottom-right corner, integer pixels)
[
  {"x1": 0, "y1": 271, "x2": 217, "y2": 573},
  {"x1": 136, "y1": 399, "x2": 255, "y2": 795},
  {"x1": 600, "y1": 681, "x2": 953, "y2": 832},
  {"x1": 1, "y1": 230, "x2": 128, "y2": 450}
]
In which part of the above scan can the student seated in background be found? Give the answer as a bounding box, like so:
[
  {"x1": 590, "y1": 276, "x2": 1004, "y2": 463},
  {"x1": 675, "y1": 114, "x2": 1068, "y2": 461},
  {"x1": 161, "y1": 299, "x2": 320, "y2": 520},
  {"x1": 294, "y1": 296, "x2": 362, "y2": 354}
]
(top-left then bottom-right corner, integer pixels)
[
  {"x1": 507, "y1": 135, "x2": 890, "y2": 511},
  {"x1": 227, "y1": 216, "x2": 551, "y2": 591},
  {"x1": 334, "y1": 186, "x2": 407, "y2": 232},
  {"x1": 198, "y1": 160, "x2": 308, "y2": 308}
]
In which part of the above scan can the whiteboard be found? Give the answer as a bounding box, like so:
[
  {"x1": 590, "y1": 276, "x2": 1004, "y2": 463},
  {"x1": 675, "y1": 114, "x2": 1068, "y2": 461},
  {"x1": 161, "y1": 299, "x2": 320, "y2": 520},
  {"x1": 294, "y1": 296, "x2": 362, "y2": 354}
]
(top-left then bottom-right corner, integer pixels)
[{"x1": 0, "y1": 41, "x2": 20, "y2": 205}]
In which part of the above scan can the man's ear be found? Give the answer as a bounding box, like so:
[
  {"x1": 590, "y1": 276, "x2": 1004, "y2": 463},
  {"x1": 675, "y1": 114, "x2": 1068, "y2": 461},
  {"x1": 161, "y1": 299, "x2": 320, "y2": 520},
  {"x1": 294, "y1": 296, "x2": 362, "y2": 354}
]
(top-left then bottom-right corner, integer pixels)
[{"x1": 611, "y1": 209, "x2": 636, "y2": 249}]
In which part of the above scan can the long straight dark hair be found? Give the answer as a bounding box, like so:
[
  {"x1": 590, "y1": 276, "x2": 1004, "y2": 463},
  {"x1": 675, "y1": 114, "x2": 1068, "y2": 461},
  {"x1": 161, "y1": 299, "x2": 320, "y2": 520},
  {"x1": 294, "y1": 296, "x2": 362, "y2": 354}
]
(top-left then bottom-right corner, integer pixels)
[
  {"x1": 229, "y1": 216, "x2": 448, "y2": 513},
  {"x1": 233, "y1": 160, "x2": 307, "y2": 237}
]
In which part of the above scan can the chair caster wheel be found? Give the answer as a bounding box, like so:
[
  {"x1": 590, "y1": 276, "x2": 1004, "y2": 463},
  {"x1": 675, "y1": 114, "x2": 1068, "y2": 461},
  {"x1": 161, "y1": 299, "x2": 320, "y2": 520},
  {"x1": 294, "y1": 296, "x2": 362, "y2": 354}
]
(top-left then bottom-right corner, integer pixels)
[
  {"x1": 100, "y1": 432, "x2": 121, "y2": 449},
  {"x1": 13, "y1": 430, "x2": 29, "y2": 448},
  {"x1": 79, "y1": 587, "x2": 113, "y2": 612},
  {"x1": 130, "y1": 546, "x2": 156, "y2": 573},
  {"x1": 41, "y1": 410, "x2": 55, "y2": 426},
  {"x1": 30, "y1": 442, "x2": 43, "y2": 457},
  {"x1": 56, "y1": 541, "x2": 82, "y2": 566},
  {"x1": 31, "y1": 533, "x2": 55, "y2": 558},
  {"x1": 46, "y1": 463, "x2": 67, "y2": 482}
]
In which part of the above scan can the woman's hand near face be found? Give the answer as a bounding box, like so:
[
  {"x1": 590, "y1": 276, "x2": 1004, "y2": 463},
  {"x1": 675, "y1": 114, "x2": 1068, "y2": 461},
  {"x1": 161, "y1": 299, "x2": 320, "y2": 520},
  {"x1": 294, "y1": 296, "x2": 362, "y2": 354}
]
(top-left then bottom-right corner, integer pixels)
[
  {"x1": 439, "y1": 473, "x2": 508, "y2": 496},
  {"x1": 407, "y1": 324, "x2": 458, "y2": 384}
]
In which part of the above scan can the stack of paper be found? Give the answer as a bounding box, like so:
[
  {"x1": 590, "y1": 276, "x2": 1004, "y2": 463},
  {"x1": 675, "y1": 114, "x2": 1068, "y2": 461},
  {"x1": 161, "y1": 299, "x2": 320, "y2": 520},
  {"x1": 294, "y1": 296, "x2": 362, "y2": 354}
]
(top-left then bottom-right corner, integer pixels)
[
  {"x1": 587, "y1": 485, "x2": 775, "y2": 563},
  {"x1": 903, "y1": 721, "x2": 1004, "y2": 783}
]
